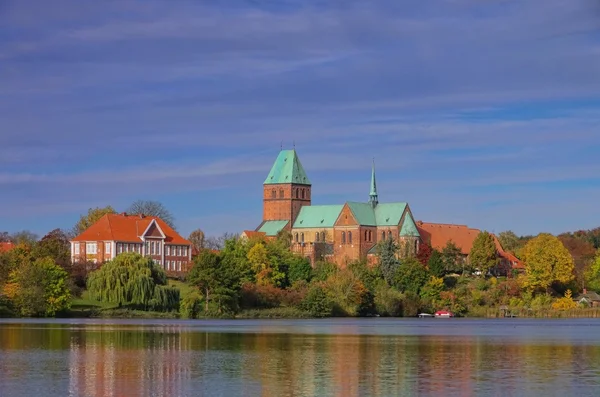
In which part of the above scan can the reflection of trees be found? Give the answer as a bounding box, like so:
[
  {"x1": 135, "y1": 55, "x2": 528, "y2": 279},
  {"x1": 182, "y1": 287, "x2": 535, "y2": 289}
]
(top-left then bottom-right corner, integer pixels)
[{"x1": 2, "y1": 324, "x2": 600, "y2": 396}]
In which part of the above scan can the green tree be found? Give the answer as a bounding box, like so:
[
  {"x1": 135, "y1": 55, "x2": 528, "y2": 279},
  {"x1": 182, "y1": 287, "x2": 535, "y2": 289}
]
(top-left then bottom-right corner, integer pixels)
[
  {"x1": 377, "y1": 237, "x2": 400, "y2": 284},
  {"x1": 300, "y1": 284, "x2": 332, "y2": 317},
  {"x1": 521, "y1": 233, "x2": 575, "y2": 293},
  {"x1": 441, "y1": 240, "x2": 463, "y2": 274},
  {"x1": 188, "y1": 229, "x2": 205, "y2": 252},
  {"x1": 188, "y1": 250, "x2": 240, "y2": 314},
  {"x1": 373, "y1": 280, "x2": 403, "y2": 316},
  {"x1": 393, "y1": 257, "x2": 429, "y2": 295},
  {"x1": 287, "y1": 256, "x2": 313, "y2": 284},
  {"x1": 73, "y1": 206, "x2": 116, "y2": 236},
  {"x1": 427, "y1": 249, "x2": 445, "y2": 277},
  {"x1": 10, "y1": 231, "x2": 38, "y2": 246},
  {"x1": 469, "y1": 231, "x2": 498, "y2": 276},
  {"x1": 87, "y1": 253, "x2": 179, "y2": 311},
  {"x1": 247, "y1": 243, "x2": 284, "y2": 287},
  {"x1": 4, "y1": 257, "x2": 71, "y2": 317},
  {"x1": 323, "y1": 270, "x2": 369, "y2": 316},
  {"x1": 312, "y1": 261, "x2": 338, "y2": 282}
]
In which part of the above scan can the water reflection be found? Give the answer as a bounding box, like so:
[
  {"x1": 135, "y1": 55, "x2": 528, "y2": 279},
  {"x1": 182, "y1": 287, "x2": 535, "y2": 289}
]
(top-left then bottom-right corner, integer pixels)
[{"x1": 1, "y1": 320, "x2": 600, "y2": 397}]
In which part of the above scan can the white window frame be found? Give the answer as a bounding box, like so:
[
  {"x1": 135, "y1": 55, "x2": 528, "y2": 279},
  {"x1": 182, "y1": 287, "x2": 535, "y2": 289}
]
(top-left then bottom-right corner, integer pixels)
[
  {"x1": 151, "y1": 241, "x2": 156, "y2": 255},
  {"x1": 178, "y1": 246, "x2": 182, "y2": 256},
  {"x1": 166, "y1": 245, "x2": 171, "y2": 256},
  {"x1": 105, "y1": 242, "x2": 111, "y2": 254},
  {"x1": 157, "y1": 242, "x2": 161, "y2": 255},
  {"x1": 74, "y1": 243, "x2": 80, "y2": 255},
  {"x1": 86, "y1": 242, "x2": 97, "y2": 254},
  {"x1": 177, "y1": 261, "x2": 181, "y2": 271}
]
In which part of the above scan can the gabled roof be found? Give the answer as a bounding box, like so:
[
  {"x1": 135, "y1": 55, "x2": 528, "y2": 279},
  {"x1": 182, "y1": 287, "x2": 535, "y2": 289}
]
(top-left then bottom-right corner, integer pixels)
[
  {"x1": 400, "y1": 212, "x2": 420, "y2": 237},
  {"x1": 257, "y1": 220, "x2": 289, "y2": 236},
  {"x1": 264, "y1": 149, "x2": 311, "y2": 185},
  {"x1": 71, "y1": 213, "x2": 190, "y2": 245},
  {"x1": 374, "y1": 203, "x2": 408, "y2": 226},
  {"x1": 347, "y1": 202, "x2": 376, "y2": 226},
  {"x1": 293, "y1": 205, "x2": 344, "y2": 228},
  {"x1": 241, "y1": 230, "x2": 266, "y2": 240},
  {"x1": 0, "y1": 242, "x2": 14, "y2": 253},
  {"x1": 575, "y1": 291, "x2": 600, "y2": 302}
]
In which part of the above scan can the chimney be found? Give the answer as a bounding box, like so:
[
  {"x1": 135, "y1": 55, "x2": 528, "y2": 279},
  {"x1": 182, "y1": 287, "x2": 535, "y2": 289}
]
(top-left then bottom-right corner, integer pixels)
[
  {"x1": 121, "y1": 212, "x2": 127, "y2": 216},
  {"x1": 140, "y1": 214, "x2": 145, "y2": 219}
]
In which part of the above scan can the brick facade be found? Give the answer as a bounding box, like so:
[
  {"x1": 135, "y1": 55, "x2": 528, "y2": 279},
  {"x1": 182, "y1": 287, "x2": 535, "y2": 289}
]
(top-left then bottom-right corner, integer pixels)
[{"x1": 263, "y1": 183, "x2": 311, "y2": 227}]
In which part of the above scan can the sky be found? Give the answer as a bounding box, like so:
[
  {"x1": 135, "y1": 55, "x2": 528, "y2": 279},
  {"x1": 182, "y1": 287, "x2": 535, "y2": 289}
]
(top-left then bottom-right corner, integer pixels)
[{"x1": 1, "y1": 0, "x2": 600, "y2": 239}]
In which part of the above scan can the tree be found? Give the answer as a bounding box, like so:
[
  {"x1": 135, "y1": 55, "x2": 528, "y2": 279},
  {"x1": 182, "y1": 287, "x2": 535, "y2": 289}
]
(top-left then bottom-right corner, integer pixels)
[
  {"x1": 377, "y1": 238, "x2": 400, "y2": 284},
  {"x1": 312, "y1": 261, "x2": 338, "y2": 282},
  {"x1": 498, "y1": 231, "x2": 521, "y2": 254},
  {"x1": 521, "y1": 233, "x2": 575, "y2": 293},
  {"x1": 127, "y1": 200, "x2": 175, "y2": 229},
  {"x1": 416, "y1": 243, "x2": 433, "y2": 266},
  {"x1": 188, "y1": 249, "x2": 240, "y2": 314},
  {"x1": 584, "y1": 250, "x2": 600, "y2": 292},
  {"x1": 441, "y1": 240, "x2": 462, "y2": 274},
  {"x1": 10, "y1": 231, "x2": 38, "y2": 246},
  {"x1": 3, "y1": 257, "x2": 71, "y2": 317},
  {"x1": 73, "y1": 206, "x2": 116, "y2": 236},
  {"x1": 428, "y1": 249, "x2": 445, "y2": 277},
  {"x1": 205, "y1": 232, "x2": 238, "y2": 250},
  {"x1": 287, "y1": 256, "x2": 313, "y2": 284},
  {"x1": 33, "y1": 229, "x2": 71, "y2": 270},
  {"x1": 87, "y1": 253, "x2": 179, "y2": 311},
  {"x1": 558, "y1": 234, "x2": 596, "y2": 282},
  {"x1": 323, "y1": 270, "x2": 369, "y2": 316},
  {"x1": 188, "y1": 229, "x2": 205, "y2": 252},
  {"x1": 469, "y1": 231, "x2": 498, "y2": 276},
  {"x1": 393, "y1": 257, "x2": 429, "y2": 295},
  {"x1": 0, "y1": 232, "x2": 11, "y2": 242}
]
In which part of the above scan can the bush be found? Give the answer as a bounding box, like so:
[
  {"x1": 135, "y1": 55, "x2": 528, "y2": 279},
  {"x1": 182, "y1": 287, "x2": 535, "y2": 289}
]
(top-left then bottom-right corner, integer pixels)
[
  {"x1": 374, "y1": 281, "x2": 403, "y2": 316},
  {"x1": 239, "y1": 283, "x2": 284, "y2": 309},
  {"x1": 180, "y1": 291, "x2": 203, "y2": 319},
  {"x1": 402, "y1": 291, "x2": 421, "y2": 317},
  {"x1": 300, "y1": 284, "x2": 332, "y2": 317},
  {"x1": 312, "y1": 261, "x2": 338, "y2": 282}
]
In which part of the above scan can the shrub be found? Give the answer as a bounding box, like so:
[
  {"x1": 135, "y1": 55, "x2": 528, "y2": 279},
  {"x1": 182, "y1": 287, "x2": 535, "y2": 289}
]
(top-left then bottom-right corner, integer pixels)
[
  {"x1": 239, "y1": 283, "x2": 284, "y2": 309},
  {"x1": 374, "y1": 281, "x2": 403, "y2": 316},
  {"x1": 552, "y1": 290, "x2": 577, "y2": 310},
  {"x1": 180, "y1": 291, "x2": 203, "y2": 319},
  {"x1": 300, "y1": 284, "x2": 332, "y2": 317}
]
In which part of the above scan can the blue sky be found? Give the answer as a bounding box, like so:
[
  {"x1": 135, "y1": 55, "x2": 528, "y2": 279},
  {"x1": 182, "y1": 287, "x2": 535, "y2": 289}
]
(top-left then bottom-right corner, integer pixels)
[{"x1": 1, "y1": 0, "x2": 599, "y2": 239}]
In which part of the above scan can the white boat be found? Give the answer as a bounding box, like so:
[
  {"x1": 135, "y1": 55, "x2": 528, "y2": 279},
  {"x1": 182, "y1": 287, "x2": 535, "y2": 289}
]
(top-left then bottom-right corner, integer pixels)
[{"x1": 418, "y1": 313, "x2": 434, "y2": 318}]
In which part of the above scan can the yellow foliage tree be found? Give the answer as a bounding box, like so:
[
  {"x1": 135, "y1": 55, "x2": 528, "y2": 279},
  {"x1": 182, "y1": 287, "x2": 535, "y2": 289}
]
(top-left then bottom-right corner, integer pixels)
[
  {"x1": 521, "y1": 233, "x2": 575, "y2": 293},
  {"x1": 551, "y1": 290, "x2": 577, "y2": 310}
]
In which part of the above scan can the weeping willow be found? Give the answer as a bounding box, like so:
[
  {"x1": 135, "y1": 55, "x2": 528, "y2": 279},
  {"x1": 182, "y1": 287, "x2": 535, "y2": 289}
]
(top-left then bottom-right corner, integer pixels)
[{"x1": 87, "y1": 252, "x2": 179, "y2": 311}]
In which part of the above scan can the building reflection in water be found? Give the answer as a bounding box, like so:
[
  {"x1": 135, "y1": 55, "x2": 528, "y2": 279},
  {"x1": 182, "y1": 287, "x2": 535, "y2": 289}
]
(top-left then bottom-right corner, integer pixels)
[{"x1": 2, "y1": 322, "x2": 600, "y2": 397}]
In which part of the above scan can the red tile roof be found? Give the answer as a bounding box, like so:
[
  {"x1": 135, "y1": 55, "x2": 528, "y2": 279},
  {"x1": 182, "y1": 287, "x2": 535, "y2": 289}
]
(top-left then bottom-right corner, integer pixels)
[
  {"x1": 71, "y1": 213, "x2": 191, "y2": 245},
  {"x1": 417, "y1": 221, "x2": 524, "y2": 268},
  {"x1": 241, "y1": 230, "x2": 266, "y2": 239},
  {"x1": 0, "y1": 242, "x2": 14, "y2": 253}
]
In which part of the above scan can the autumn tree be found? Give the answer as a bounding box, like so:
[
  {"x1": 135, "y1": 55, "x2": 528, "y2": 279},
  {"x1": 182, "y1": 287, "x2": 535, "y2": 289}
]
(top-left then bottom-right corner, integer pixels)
[
  {"x1": 188, "y1": 229, "x2": 205, "y2": 252},
  {"x1": 3, "y1": 257, "x2": 71, "y2": 317},
  {"x1": 416, "y1": 243, "x2": 433, "y2": 266},
  {"x1": 33, "y1": 229, "x2": 71, "y2": 270},
  {"x1": 521, "y1": 233, "x2": 575, "y2": 293},
  {"x1": 247, "y1": 243, "x2": 285, "y2": 287},
  {"x1": 393, "y1": 256, "x2": 430, "y2": 295},
  {"x1": 127, "y1": 200, "x2": 175, "y2": 229},
  {"x1": 323, "y1": 269, "x2": 369, "y2": 316},
  {"x1": 497, "y1": 231, "x2": 521, "y2": 254},
  {"x1": 73, "y1": 206, "x2": 116, "y2": 236},
  {"x1": 584, "y1": 251, "x2": 600, "y2": 292},
  {"x1": 469, "y1": 231, "x2": 498, "y2": 276},
  {"x1": 558, "y1": 234, "x2": 596, "y2": 283},
  {"x1": 441, "y1": 240, "x2": 463, "y2": 274},
  {"x1": 10, "y1": 231, "x2": 38, "y2": 246}
]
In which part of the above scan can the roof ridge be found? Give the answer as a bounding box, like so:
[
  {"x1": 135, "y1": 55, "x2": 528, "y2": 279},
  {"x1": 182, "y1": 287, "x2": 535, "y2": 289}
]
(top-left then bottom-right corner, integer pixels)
[{"x1": 106, "y1": 213, "x2": 115, "y2": 240}]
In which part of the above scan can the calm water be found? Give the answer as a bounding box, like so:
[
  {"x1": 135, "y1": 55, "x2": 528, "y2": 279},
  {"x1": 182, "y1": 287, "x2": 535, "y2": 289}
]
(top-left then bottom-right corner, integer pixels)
[{"x1": 1, "y1": 318, "x2": 600, "y2": 397}]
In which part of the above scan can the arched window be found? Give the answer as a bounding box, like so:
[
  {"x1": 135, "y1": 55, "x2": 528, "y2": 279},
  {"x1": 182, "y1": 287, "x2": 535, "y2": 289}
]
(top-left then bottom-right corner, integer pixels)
[
  {"x1": 348, "y1": 231, "x2": 352, "y2": 244},
  {"x1": 301, "y1": 233, "x2": 304, "y2": 243},
  {"x1": 271, "y1": 189, "x2": 276, "y2": 198},
  {"x1": 365, "y1": 230, "x2": 368, "y2": 240},
  {"x1": 342, "y1": 231, "x2": 346, "y2": 244},
  {"x1": 368, "y1": 230, "x2": 372, "y2": 241},
  {"x1": 388, "y1": 230, "x2": 392, "y2": 239},
  {"x1": 315, "y1": 232, "x2": 320, "y2": 242},
  {"x1": 295, "y1": 189, "x2": 299, "y2": 199},
  {"x1": 321, "y1": 231, "x2": 325, "y2": 242},
  {"x1": 414, "y1": 239, "x2": 418, "y2": 253},
  {"x1": 279, "y1": 189, "x2": 284, "y2": 198},
  {"x1": 295, "y1": 233, "x2": 299, "y2": 242},
  {"x1": 382, "y1": 231, "x2": 386, "y2": 240},
  {"x1": 301, "y1": 189, "x2": 305, "y2": 199}
]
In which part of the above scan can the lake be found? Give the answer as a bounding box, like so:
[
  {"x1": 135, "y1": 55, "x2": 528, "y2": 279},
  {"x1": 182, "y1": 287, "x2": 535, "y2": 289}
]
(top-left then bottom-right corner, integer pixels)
[{"x1": 1, "y1": 318, "x2": 599, "y2": 396}]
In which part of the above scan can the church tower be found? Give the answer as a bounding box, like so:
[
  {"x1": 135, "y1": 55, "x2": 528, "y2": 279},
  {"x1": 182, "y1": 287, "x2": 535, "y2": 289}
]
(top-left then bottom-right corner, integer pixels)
[
  {"x1": 369, "y1": 159, "x2": 379, "y2": 208},
  {"x1": 262, "y1": 149, "x2": 312, "y2": 228}
]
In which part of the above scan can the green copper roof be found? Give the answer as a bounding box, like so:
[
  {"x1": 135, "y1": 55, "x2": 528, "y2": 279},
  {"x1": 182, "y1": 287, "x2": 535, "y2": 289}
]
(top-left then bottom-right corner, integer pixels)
[
  {"x1": 347, "y1": 202, "x2": 377, "y2": 226},
  {"x1": 264, "y1": 149, "x2": 311, "y2": 185},
  {"x1": 400, "y1": 212, "x2": 420, "y2": 237},
  {"x1": 374, "y1": 203, "x2": 408, "y2": 226},
  {"x1": 293, "y1": 205, "x2": 344, "y2": 228},
  {"x1": 257, "y1": 220, "x2": 289, "y2": 236}
]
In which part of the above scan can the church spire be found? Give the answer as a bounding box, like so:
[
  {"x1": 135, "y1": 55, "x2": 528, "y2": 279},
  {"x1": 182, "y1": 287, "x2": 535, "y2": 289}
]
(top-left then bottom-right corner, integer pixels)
[{"x1": 369, "y1": 158, "x2": 378, "y2": 207}]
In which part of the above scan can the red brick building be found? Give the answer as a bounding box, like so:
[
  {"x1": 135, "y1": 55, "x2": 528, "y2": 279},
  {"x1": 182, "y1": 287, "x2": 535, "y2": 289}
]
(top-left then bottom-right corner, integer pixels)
[
  {"x1": 251, "y1": 150, "x2": 420, "y2": 267},
  {"x1": 70, "y1": 213, "x2": 192, "y2": 275},
  {"x1": 248, "y1": 149, "x2": 523, "y2": 274}
]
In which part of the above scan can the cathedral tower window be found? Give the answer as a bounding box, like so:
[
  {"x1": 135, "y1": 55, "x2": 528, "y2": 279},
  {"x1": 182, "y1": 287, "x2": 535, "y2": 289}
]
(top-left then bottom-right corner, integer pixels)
[
  {"x1": 279, "y1": 189, "x2": 284, "y2": 198},
  {"x1": 301, "y1": 189, "x2": 305, "y2": 199},
  {"x1": 382, "y1": 231, "x2": 385, "y2": 240},
  {"x1": 271, "y1": 189, "x2": 276, "y2": 198},
  {"x1": 348, "y1": 231, "x2": 352, "y2": 244},
  {"x1": 342, "y1": 231, "x2": 346, "y2": 244},
  {"x1": 388, "y1": 231, "x2": 392, "y2": 239}
]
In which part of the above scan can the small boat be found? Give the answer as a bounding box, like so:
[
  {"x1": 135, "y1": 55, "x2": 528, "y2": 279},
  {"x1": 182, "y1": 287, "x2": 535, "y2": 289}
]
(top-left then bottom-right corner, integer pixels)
[
  {"x1": 418, "y1": 313, "x2": 434, "y2": 318},
  {"x1": 434, "y1": 310, "x2": 454, "y2": 318}
]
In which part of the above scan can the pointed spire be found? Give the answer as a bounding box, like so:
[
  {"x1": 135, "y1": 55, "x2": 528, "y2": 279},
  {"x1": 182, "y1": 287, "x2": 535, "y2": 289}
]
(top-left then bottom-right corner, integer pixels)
[{"x1": 369, "y1": 158, "x2": 378, "y2": 207}]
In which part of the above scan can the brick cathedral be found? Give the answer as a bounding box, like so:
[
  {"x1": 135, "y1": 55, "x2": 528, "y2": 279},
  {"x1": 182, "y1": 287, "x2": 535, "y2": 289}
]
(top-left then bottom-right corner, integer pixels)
[{"x1": 248, "y1": 149, "x2": 421, "y2": 267}]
